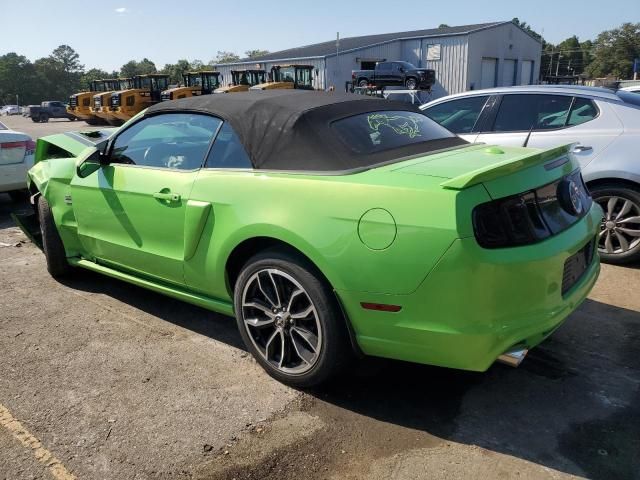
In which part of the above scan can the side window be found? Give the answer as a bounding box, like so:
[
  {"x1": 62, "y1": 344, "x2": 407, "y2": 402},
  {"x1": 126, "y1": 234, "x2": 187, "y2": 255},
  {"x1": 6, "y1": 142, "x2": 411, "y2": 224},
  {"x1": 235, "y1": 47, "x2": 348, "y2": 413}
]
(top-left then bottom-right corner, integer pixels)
[
  {"x1": 493, "y1": 95, "x2": 573, "y2": 132},
  {"x1": 567, "y1": 97, "x2": 598, "y2": 126},
  {"x1": 110, "y1": 113, "x2": 222, "y2": 170},
  {"x1": 205, "y1": 122, "x2": 252, "y2": 169},
  {"x1": 423, "y1": 96, "x2": 489, "y2": 134},
  {"x1": 377, "y1": 63, "x2": 391, "y2": 71}
]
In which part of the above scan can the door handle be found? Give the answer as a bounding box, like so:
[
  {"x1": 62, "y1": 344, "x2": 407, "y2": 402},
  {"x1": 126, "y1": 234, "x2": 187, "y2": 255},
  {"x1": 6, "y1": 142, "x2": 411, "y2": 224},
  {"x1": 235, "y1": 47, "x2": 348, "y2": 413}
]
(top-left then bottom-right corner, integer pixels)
[
  {"x1": 153, "y1": 191, "x2": 181, "y2": 202},
  {"x1": 571, "y1": 145, "x2": 593, "y2": 153}
]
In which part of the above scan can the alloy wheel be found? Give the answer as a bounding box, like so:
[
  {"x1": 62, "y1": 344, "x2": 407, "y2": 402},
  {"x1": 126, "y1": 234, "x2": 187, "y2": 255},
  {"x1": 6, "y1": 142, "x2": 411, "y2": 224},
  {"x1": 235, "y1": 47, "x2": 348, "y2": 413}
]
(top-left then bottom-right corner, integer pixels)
[
  {"x1": 241, "y1": 269, "x2": 322, "y2": 374},
  {"x1": 596, "y1": 195, "x2": 640, "y2": 255}
]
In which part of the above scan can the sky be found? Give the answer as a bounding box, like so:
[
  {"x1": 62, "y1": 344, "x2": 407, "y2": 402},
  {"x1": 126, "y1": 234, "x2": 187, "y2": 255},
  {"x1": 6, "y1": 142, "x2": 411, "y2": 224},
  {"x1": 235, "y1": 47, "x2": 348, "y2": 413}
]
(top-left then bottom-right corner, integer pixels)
[{"x1": 1, "y1": 0, "x2": 638, "y2": 72}]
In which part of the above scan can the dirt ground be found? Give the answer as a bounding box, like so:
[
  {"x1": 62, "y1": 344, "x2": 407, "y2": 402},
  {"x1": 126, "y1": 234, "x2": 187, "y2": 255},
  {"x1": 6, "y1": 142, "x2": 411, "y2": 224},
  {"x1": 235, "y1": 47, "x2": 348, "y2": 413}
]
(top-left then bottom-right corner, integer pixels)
[{"x1": 0, "y1": 116, "x2": 639, "y2": 479}]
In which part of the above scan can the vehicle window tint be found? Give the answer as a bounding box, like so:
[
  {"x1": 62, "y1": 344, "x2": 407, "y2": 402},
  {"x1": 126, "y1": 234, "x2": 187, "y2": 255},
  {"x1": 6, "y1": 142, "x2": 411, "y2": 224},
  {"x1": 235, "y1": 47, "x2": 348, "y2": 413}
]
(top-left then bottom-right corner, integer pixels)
[
  {"x1": 377, "y1": 63, "x2": 391, "y2": 71},
  {"x1": 423, "y1": 96, "x2": 489, "y2": 134},
  {"x1": 110, "y1": 113, "x2": 222, "y2": 170},
  {"x1": 331, "y1": 110, "x2": 456, "y2": 155},
  {"x1": 567, "y1": 98, "x2": 598, "y2": 126},
  {"x1": 205, "y1": 122, "x2": 252, "y2": 169},
  {"x1": 493, "y1": 95, "x2": 573, "y2": 132}
]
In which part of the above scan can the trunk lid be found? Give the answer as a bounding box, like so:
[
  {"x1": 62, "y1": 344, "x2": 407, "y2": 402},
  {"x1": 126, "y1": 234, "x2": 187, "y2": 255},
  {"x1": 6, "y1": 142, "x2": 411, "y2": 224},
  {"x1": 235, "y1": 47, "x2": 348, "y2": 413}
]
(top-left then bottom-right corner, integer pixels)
[
  {"x1": 391, "y1": 143, "x2": 577, "y2": 199},
  {"x1": 0, "y1": 132, "x2": 30, "y2": 165}
]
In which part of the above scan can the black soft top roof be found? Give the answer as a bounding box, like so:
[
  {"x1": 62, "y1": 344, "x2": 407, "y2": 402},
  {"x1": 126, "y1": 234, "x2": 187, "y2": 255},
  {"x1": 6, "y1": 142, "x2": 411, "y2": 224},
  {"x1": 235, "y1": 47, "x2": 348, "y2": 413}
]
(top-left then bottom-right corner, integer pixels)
[{"x1": 147, "y1": 90, "x2": 463, "y2": 171}]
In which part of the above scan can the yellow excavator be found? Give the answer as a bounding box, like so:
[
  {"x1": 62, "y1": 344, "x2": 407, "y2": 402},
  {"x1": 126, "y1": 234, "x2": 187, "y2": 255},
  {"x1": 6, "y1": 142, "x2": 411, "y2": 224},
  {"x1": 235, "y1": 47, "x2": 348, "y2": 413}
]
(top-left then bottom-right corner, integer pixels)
[
  {"x1": 250, "y1": 65, "x2": 315, "y2": 90},
  {"x1": 91, "y1": 78, "x2": 131, "y2": 126},
  {"x1": 109, "y1": 74, "x2": 169, "y2": 123},
  {"x1": 68, "y1": 80, "x2": 110, "y2": 125},
  {"x1": 161, "y1": 71, "x2": 222, "y2": 101},
  {"x1": 215, "y1": 69, "x2": 267, "y2": 93}
]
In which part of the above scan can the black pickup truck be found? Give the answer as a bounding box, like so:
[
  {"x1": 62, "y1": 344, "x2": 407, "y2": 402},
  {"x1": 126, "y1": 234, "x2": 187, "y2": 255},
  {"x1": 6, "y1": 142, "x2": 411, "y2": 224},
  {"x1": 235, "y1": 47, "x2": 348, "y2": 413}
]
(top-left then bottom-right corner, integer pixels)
[
  {"x1": 352, "y1": 61, "x2": 435, "y2": 90},
  {"x1": 27, "y1": 101, "x2": 76, "y2": 123}
]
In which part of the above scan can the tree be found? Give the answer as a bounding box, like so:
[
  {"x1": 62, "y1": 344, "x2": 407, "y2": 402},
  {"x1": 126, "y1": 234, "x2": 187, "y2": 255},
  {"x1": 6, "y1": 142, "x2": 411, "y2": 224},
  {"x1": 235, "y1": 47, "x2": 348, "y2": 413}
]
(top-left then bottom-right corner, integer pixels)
[
  {"x1": 244, "y1": 49, "x2": 270, "y2": 59},
  {"x1": 81, "y1": 68, "x2": 110, "y2": 89},
  {"x1": 212, "y1": 51, "x2": 240, "y2": 64},
  {"x1": 438, "y1": 24, "x2": 450, "y2": 29},
  {"x1": 0, "y1": 53, "x2": 38, "y2": 105},
  {"x1": 120, "y1": 58, "x2": 157, "y2": 78},
  {"x1": 160, "y1": 59, "x2": 191, "y2": 84},
  {"x1": 585, "y1": 23, "x2": 640, "y2": 78}
]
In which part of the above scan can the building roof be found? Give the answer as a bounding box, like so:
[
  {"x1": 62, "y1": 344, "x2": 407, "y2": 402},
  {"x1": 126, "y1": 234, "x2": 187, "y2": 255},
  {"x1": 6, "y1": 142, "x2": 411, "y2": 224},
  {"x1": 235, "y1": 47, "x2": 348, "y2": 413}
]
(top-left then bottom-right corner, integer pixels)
[
  {"x1": 148, "y1": 90, "x2": 463, "y2": 171},
  {"x1": 219, "y1": 22, "x2": 511, "y2": 66}
]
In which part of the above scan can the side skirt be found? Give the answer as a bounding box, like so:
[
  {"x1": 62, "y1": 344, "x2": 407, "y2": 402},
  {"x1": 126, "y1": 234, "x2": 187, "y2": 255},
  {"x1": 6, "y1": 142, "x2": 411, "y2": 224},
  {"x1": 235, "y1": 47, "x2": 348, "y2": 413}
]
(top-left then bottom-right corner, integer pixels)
[{"x1": 68, "y1": 258, "x2": 235, "y2": 317}]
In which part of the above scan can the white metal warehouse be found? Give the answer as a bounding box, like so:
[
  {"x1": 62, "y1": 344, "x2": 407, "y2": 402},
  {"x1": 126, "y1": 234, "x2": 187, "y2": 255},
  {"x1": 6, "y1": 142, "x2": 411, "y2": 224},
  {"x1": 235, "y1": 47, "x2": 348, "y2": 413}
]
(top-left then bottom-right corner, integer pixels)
[{"x1": 212, "y1": 21, "x2": 542, "y2": 99}]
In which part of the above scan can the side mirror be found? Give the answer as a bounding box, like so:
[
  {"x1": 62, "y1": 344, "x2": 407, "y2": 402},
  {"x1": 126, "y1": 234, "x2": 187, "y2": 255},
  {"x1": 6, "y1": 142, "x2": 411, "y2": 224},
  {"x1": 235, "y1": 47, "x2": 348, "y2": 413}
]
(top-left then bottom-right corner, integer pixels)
[{"x1": 76, "y1": 149, "x2": 106, "y2": 178}]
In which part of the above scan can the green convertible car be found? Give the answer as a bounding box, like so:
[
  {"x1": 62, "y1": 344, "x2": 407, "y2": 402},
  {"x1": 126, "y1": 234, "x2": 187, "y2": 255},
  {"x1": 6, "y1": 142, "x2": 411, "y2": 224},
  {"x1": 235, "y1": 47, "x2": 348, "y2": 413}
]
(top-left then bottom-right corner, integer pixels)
[{"x1": 17, "y1": 90, "x2": 601, "y2": 386}]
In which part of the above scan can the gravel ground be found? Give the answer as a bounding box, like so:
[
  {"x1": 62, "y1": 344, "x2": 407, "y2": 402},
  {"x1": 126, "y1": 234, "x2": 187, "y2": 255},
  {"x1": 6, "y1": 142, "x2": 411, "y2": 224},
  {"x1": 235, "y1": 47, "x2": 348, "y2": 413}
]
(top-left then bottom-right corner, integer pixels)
[{"x1": 0, "y1": 117, "x2": 638, "y2": 479}]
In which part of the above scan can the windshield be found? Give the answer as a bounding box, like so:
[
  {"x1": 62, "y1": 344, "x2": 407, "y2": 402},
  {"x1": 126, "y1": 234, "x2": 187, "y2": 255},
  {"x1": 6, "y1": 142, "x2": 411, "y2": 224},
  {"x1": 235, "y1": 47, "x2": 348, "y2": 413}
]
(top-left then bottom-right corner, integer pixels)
[
  {"x1": 617, "y1": 90, "x2": 640, "y2": 107},
  {"x1": 397, "y1": 61, "x2": 417, "y2": 70},
  {"x1": 278, "y1": 67, "x2": 296, "y2": 82},
  {"x1": 152, "y1": 77, "x2": 169, "y2": 91},
  {"x1": 331, "y1": 110, "x2": 460, "y2": 155},
  {"x1": 250, "y1": 71, "x2": 266, "y2": 85},
  {"x1": 187, "y1": 74, "x2": 203, "y2": 87}
]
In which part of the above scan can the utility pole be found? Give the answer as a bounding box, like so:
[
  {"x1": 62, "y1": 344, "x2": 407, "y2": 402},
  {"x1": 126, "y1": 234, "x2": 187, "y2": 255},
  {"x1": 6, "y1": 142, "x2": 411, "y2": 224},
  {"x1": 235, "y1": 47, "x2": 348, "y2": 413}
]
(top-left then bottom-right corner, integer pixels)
[
  {"x1": 336, "y1": 32, "x2": 340, "y2": 90},
  {"x1": 555, "y1": 54, "x2": 561, "y2": 76}
]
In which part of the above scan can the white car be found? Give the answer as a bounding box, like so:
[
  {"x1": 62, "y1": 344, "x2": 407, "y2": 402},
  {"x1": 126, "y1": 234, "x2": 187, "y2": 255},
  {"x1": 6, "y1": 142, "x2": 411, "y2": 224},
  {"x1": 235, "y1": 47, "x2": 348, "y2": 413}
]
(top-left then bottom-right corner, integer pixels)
[
  {"x1": 620, "y1": 85, "x2": 640, "y2": 94},
  {"x1": 421, "y1": 85, "x2": 640, "y2": 264},
  {"x1": 1, "y1": 105, "x2": 21, "y2": 116},
  {"x1": 0, "y1": 120, "x2": 35, "y2": 201}
]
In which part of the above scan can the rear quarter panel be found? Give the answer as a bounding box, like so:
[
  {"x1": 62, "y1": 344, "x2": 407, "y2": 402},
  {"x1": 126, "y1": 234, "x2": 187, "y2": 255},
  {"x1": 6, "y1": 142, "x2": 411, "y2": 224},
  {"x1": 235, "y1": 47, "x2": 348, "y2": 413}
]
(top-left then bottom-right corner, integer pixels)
[{"x1": 184, "y1": 168, "x2": 485, "y2": 300}]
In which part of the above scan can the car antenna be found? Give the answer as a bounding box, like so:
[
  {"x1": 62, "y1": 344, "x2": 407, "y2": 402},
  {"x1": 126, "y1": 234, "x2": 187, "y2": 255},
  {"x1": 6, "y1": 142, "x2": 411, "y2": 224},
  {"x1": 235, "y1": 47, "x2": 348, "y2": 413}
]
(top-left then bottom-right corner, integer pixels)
[{"x1": 522, "y1": 120, "x2": 536, "y2": 148}]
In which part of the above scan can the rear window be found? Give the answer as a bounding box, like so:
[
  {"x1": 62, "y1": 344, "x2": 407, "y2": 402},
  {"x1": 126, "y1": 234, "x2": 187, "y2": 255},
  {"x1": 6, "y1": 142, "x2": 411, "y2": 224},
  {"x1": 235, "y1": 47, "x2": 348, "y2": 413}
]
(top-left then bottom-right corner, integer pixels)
[
  {"x1": 331, "y1": 110, "x2": 457, "y2": 155},
  {"x1": 617, "y1": 90, "x2": 640, "y2": 107}
]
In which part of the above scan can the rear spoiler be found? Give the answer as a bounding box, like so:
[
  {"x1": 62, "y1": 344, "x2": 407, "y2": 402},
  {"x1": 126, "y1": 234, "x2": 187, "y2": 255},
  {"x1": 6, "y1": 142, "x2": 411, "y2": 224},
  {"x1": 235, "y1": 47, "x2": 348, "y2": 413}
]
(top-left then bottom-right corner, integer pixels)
[{"x1": 440, "y1": 144, "x2": 572, "y2": 190}]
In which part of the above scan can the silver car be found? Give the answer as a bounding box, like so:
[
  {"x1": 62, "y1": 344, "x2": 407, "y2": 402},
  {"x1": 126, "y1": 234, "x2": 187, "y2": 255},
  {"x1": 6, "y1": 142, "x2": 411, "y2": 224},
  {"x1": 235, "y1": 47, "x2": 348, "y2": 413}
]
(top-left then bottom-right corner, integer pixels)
[{"x1": 421, "y1": 85, "x2": 640, "y2": 264}]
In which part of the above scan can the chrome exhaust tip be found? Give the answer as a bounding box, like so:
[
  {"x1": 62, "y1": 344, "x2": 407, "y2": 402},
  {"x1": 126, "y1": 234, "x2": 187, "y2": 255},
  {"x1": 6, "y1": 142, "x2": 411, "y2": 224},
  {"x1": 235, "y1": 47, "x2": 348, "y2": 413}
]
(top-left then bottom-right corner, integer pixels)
[{"x1": 497, "y1": 349, "x2": 528, "y2": 367}]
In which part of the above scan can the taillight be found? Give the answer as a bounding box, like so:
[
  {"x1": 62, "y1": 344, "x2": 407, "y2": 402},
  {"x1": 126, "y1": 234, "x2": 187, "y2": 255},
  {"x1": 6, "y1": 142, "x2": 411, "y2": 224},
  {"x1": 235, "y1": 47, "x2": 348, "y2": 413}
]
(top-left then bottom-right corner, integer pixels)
[
  {"x1": 26, "y1": 140, "x2": 36, "y2": 155},
  {"x1": 473, "y1": 170, "x2": 591, "y2": 249},
  {"x1": 473, "y1": 194, "x2": 550, "y2": 248}
]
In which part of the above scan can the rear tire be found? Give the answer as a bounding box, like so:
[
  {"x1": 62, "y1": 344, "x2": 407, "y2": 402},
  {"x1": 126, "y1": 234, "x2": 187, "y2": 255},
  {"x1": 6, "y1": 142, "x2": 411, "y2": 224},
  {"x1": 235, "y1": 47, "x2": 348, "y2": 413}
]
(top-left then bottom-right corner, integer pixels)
[
  {"x1": 405, "y1": 77, "x2": 418, "y2": 90},
  {"x1": 357, "y1": 79, "x2": 368, "y2": 88},
  {"x1": 39, "y1": 114, "x2": 49, "y2": 123},
  {"x1": 590, "y1": 183, "x2": 640, "y2": 265},
  {"x1": 37, "y1": 196, "x2": 71, "y2": 277},
  {"x1": 233, "y1": 249, "x2": 351, "y2": 387},
  {"x1": 31, "y1": 117, "x2": 40, "y2": 123}
]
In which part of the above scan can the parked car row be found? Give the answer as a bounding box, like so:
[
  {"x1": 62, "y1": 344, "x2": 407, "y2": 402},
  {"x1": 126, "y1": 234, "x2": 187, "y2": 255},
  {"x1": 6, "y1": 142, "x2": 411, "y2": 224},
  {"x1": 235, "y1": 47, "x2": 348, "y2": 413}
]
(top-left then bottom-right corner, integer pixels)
[{"x1": 421, "y1": 85, "x2": 640, "y2": 264}]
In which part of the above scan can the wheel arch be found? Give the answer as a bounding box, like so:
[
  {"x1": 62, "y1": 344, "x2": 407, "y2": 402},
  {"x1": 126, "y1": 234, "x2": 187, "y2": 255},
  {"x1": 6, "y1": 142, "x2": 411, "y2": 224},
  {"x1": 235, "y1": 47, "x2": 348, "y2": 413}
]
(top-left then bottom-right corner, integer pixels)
[
  {"x1": 586, "y1": 176, "x2": 640, "y2": 192},
  {"x1": 224, "y1": 235, "x2": 363, "y2": 356}
]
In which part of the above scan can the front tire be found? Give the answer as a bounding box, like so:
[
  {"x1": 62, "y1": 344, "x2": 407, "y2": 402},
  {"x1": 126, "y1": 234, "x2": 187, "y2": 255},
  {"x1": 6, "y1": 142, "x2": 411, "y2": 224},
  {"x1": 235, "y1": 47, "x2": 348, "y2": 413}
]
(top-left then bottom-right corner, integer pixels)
[
  {"x1": 405, "y1": 77, "x2": 418, "y2": 90},
  {"x1": 37, "y1": 196, "x2": 71, "y2": 277},
  {"x1": 591, "y1": 183, "x2": 640, "y2": 264},
  {"x1": 233, "y1": 250, "x2": 350, "y2": 387}
]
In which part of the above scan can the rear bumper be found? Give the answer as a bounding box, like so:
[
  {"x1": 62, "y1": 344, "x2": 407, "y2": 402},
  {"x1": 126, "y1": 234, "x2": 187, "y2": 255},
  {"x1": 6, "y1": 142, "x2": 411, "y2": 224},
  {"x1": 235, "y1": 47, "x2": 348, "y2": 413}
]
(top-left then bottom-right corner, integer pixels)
[
  {"x1": 0, "y1": 157, "x2": 32, "y2": 193},
  {"x1": 337, "y1": 203, "x2": 602, "y2": 371}
]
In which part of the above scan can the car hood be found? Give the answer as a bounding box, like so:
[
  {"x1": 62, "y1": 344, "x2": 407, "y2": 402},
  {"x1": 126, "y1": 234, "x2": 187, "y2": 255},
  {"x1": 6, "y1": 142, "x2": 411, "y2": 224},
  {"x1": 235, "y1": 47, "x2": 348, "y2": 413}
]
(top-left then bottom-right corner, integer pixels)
[{"x1": 34, "y1": 129, "x2": 117, "y2": 162}]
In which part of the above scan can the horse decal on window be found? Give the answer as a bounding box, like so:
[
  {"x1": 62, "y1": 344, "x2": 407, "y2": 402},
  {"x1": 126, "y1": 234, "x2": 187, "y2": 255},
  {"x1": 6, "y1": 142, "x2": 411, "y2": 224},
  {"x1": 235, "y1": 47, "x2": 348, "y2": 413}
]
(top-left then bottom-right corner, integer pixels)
[{"x1": 367, "y1": 113, "x2": 422, "y2": 139}]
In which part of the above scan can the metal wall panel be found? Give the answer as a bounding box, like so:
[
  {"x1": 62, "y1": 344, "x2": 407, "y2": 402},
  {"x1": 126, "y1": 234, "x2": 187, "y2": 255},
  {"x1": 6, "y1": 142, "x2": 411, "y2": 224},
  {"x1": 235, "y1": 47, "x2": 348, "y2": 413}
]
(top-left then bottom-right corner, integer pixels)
[
  {"x1": 325, "y1": 41, "x2": 402, "y2": 90},
  {"x1": 467, "y1": 23, "x2": 542, "y2": 89},
  {"x1": 422, "y1": 36, "x2": 469, "y2": 98}
]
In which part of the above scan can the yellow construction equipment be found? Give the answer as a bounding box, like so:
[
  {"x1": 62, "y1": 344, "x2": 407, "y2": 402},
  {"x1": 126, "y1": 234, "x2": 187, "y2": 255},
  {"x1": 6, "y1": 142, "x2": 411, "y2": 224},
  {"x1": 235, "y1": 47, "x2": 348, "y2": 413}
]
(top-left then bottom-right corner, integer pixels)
[
  {"x1": 250, "y1": 65, "x2": 315, "y2": 90},
  {"x1": 109, "y1": 74, "x2": 169, "y2": 123},
  {"x1": 68, "y1": 80, "x2": 108, "y2": 125},
  {"x1": 91, "y1": 78, "x2": 131, "y2": 126},
  {"x1": 161, "y1": 71, "x2": 222, "y2": 101},
  {"x1": 215, "y1": 69, "x2": 267, "y2": 93}
]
